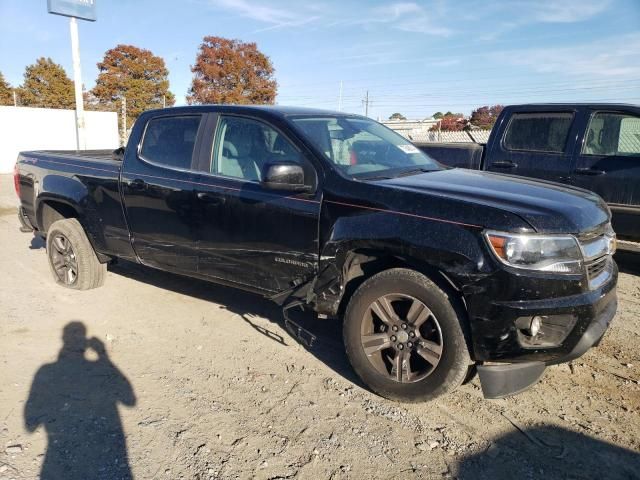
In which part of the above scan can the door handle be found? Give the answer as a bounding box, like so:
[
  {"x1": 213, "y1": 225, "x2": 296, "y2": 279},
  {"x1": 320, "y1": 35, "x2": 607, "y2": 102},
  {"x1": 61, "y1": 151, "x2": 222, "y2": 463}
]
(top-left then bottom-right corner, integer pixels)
[
  {"x1": 492, "y1": 161, "x2": 517, "y2": 169},
  {"x1": 197, "y1": 192, "x2": 225, "y2": 205},
  {"x1": 129, "y1": 179, "x2": 147, "y2": 190},
  {"x1": 574, "y1": 168, "x2": 605, "y2": 176}
]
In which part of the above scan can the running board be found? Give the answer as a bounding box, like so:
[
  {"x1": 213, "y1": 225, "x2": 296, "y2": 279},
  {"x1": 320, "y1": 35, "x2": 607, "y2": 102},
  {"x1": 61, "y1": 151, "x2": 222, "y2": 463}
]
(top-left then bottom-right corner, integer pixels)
[{"x1": 282, "y1": 300, "x2": 316, "y2": 348}]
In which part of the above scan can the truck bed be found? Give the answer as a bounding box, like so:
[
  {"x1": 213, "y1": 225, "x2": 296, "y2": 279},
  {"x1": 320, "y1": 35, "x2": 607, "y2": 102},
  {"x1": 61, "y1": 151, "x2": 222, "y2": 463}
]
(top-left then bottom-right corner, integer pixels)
[
  {"x1": 21, "y1": 149, "x2": 121, "y2": 165},
  {"x1": 415, "y1": 142, "x2": 484, "y2": 169}
]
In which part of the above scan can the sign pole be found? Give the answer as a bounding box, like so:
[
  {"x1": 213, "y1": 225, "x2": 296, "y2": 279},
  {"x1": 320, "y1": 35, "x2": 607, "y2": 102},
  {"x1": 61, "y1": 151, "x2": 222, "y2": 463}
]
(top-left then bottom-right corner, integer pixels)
[{"x1": 69, "y1": 16, "x2": 86, "y2": 150}]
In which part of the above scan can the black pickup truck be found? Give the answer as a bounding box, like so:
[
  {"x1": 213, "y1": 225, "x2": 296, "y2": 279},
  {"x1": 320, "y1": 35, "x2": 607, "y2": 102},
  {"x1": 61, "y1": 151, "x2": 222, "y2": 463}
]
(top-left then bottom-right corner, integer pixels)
[
  {"x1": 15, "y1": 105, "x2": 618, "y2": 401},
  {"x1": 417, "y1": 104, "x2": 640, "y2": 250}
]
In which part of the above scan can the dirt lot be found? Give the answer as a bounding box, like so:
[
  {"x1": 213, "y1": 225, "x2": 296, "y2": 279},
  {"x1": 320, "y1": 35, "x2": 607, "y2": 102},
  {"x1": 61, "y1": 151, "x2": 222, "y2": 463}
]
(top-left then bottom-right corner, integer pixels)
[{"x1": 0, "y1": 174, "x2": 639, "y2": 480}]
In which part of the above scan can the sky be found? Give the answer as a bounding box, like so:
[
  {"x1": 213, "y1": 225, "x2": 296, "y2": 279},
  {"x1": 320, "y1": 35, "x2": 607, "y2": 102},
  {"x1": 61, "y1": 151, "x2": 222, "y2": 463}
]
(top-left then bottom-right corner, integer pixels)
[{"x1": 1, "y1": 0, "x2": 639, "y2": 120}]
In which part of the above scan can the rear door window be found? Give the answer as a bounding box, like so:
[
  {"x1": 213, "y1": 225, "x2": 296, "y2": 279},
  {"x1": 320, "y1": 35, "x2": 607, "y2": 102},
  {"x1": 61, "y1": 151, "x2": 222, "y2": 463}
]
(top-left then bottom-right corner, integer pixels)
[
  {"x1": 582, "y1": 112, "x2": 640, "y2": 156},
  {"x1": 140, "y1": 115, "x2": 202, "y2": 169},
  {"x1": 503, "y1": 113, "x2": 573, "y2": 153}
]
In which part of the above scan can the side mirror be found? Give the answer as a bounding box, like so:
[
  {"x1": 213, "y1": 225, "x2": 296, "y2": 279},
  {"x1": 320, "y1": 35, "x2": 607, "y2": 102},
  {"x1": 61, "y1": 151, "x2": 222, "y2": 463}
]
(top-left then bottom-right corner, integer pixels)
[
  {"x1": 261, "y1": 162, "x2": 311, "y2": 192},
  {"x1": 112, "y1": 146, "x2": 125, "y2": 161}
]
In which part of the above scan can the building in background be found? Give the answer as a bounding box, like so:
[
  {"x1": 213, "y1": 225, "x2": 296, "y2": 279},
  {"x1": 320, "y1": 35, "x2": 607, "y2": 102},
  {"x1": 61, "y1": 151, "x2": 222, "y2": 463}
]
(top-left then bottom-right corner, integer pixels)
[
  {"x1": 382, "y1": 117, "x2": 491, "y2": 143},
  {"x1": 382, "y1": 117, "x2": 439, "y2": 141},
  {"x1": 0, "y1": 106, "x2": 118, "y2": 173}
]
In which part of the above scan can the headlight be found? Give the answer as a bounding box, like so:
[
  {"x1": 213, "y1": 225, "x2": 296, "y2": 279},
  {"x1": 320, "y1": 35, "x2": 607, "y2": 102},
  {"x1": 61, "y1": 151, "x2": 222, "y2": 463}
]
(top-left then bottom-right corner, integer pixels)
[
  {"x1": 605, "y1": 223, "x2": 617, "y2": 255},
  {"x1": 485, "y1": 231, "x2": 583, "y2": 274}
]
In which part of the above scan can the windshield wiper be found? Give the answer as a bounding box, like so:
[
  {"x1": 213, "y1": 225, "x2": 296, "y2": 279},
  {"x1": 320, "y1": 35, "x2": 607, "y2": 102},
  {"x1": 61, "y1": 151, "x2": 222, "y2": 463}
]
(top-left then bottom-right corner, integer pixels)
[
  {"x1": 360, "y1": 174, "x2": 393, "y2": 180},
  {"x1": 359, "y1": 167, "x2": 435, "y2": 181},
  {"x1": 395, "y1": 167, "x2": 435, "y2": 177}
]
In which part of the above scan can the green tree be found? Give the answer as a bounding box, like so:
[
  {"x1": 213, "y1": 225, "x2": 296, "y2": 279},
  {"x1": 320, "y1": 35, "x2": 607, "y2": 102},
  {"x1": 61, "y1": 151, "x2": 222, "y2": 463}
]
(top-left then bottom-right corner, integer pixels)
[
  {"x1": 389, "y1": 112, "x2": 406, "y2": 120},
  {"x1": 91, "y1": 44, "x2": 175, "y2": 126},
  {"x1": 17, "y1": 58, "x2": 74, "y2": 109},
  {"x1": 0, "y1": 72, "x2": 13, "y2": 105},
  {"x1": 432, "y1": 111, "x2": 443, "y2": 119},
  {"x1": 188, "y1": 36, "x2": 277, "y2": 105}
]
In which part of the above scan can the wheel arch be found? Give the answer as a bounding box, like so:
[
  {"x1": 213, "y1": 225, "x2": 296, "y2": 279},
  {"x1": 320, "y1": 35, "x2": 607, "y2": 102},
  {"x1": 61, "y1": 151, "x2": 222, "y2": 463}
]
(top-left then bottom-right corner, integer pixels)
[
  {"x1": 36, "y1": 197, "x2": 110, "y2": 263},
  {"x1": 37, "y1": 198, "x2": 80, "y2": 233},
  {"x1": 337, "y1": 249, "x2": 465, "y2": 316},
  {"x1": 340, "y1": 251, "x2": 476, "y2": 360}
]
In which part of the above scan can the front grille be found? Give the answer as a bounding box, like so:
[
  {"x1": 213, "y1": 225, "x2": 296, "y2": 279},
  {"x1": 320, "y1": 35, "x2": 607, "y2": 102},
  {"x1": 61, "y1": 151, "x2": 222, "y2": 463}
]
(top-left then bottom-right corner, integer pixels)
[
  {"x1": 579, "y1": 224, "x2": 615, "y2": 290},
  {"x1": 587, "y1": 256, "x2": 608, "y2": 279}
]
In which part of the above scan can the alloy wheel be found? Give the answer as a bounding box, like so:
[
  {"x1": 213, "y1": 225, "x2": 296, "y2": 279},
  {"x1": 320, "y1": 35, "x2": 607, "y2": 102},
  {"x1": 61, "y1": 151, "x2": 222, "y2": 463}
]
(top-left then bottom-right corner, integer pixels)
[
  {"x1": 360, "y1": 293, "x2": 443, "y2": 383},
  {"x1": 50, "y1": 234, "x2": 78, "y2": 285}
]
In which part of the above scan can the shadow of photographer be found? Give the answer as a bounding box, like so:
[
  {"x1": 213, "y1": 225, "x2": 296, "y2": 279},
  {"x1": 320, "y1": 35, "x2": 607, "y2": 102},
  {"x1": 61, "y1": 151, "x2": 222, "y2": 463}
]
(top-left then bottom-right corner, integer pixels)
[
  {"x1": 457, "y1": 424, "x2": 640, "y2": 479},
  {"x1": 24, "y1": 321, "x2": 136, "y2": 480}
]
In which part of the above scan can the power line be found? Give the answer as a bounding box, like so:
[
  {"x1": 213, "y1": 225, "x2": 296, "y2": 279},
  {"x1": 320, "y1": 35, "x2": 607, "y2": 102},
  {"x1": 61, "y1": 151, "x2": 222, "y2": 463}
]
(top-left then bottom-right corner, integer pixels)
[
  {"x1": 279, "y1": 77, "x2": 640, "y2": 98},
  {"x1": 279, "y1": 72, "x2": 640, "y2": 97},
  {"x1": 276, "y1": 81, "x2": 640, "y2": 104}
]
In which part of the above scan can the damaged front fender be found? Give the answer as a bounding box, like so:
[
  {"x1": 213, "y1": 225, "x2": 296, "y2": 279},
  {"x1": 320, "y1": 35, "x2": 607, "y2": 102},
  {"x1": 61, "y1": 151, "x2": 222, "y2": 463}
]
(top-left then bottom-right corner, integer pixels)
[{"x1": 310, "y1": 208, "x2": 494, "y2": 316}]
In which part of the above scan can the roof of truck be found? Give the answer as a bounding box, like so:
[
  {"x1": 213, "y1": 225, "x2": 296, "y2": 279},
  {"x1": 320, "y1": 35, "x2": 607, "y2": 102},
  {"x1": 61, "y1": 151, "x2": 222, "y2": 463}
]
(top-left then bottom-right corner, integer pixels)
[
  {"x1": 144, "y1": 104, "x2": 351, "y2": 118},
  {"x1": 506, "y1": 103, "x2": 639, "y2": 109}
]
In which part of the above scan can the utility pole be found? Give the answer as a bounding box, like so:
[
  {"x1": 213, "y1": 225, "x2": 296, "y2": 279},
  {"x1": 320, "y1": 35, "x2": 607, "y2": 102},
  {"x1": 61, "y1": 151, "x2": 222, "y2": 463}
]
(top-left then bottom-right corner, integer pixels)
[
  {"x1": 69, "y1": 17, "x2": 86, "y2": 150},
  {"x1": 338, "y1": 80, "x2": 343, "y2": 111},
  {"x1": 362, "y1": 90, "x2": 370, "y2": 117},
  {"x1": 163, "y1": 95, "x2": 166, "y2": 108},
  {"x1": 48, "y1": 0, "x2": 97, "y2": 150}
]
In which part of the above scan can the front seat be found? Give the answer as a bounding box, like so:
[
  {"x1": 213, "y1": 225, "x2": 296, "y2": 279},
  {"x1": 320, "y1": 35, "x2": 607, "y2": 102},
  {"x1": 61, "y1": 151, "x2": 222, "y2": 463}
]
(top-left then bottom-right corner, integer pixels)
[
  {"x1": 219, "y1": 126, "x2": 261, "y2": 181},
  {"x1": 585, "y1": 129, "x2": 599, "y2": 155}
]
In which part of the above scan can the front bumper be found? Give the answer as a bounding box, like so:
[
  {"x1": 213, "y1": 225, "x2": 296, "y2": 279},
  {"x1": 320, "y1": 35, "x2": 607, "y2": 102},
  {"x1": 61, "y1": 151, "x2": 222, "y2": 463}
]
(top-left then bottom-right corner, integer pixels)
[
  {"x1": 477, "y1": 293, "x2": 616, "y2": 398},
  {"x1": 466, "y1": 261, "x2": 618, "y2": 398}
]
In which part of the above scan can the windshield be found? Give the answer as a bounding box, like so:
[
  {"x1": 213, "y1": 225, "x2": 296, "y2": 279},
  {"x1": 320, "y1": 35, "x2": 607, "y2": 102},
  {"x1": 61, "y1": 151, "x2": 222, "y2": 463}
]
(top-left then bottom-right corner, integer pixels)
[{"x1": 291, "y1": 116, "x2": 441, "y2": 179}]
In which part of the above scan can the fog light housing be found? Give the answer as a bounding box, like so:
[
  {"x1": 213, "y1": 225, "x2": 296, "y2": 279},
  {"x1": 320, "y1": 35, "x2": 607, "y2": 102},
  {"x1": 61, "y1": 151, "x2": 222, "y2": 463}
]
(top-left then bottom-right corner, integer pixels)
[
  {"x1": 515, "y1": 316, "x2": 542, "y2": 336},
  {"x1": 530, "y1": 316, "x2": 542, "y2": 336},
  {"x1": 515, "y1": 314, "x2": 577, "y2": 348}
]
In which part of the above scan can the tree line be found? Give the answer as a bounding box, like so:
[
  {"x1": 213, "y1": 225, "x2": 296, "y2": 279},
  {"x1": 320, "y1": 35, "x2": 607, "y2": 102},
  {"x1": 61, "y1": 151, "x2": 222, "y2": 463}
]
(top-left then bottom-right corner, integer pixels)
[
  {"x1": 1, "y1": 34, "x2": 502, "y2": 131},
  {"x1": 0, "y1": 36, "x2": 277, "y2": 127},
  {"x1": 389, "y1": 105, "x2": 504, "y2": 130}
]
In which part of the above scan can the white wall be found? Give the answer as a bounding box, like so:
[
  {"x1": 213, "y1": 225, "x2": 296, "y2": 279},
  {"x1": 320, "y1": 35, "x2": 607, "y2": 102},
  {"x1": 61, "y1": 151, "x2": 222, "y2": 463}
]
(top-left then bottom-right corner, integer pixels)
[{"x1": 0, "y1": 106, "x2": 119, "y2": 173}]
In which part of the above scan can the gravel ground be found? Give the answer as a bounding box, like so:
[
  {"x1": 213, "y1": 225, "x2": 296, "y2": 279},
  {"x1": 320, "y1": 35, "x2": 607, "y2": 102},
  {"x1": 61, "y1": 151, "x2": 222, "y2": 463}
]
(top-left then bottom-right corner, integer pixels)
[{"x1": 0, "y1": 174, "x2": 639, "y2": 480}]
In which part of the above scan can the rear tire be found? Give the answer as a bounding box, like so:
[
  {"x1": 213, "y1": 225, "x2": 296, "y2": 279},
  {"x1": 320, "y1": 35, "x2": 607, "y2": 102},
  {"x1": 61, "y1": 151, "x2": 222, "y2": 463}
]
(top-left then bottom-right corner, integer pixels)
[
  {"x1": 46, "y1": 218, "x2": 106, "y2": 290},
  {"x1": 343, "y1": 268, "x2": 471, "y2": 402}
]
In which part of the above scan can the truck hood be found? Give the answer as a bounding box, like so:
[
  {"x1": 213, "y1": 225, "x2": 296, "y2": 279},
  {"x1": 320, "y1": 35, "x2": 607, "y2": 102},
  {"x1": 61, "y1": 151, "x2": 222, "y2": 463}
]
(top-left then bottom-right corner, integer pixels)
[{"x1": 377, "y1": 168, "x2": 610, "y2": 234}]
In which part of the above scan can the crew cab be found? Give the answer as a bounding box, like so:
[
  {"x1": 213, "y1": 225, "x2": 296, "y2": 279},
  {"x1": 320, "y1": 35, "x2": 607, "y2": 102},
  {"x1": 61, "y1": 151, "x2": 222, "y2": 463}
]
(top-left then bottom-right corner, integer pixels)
[
  {"x1": 416, "y1": 104, "x2": 640, "y2": 250},
  {"x1": 14, "y1": 105, "x2": 618, "y2": 401}
]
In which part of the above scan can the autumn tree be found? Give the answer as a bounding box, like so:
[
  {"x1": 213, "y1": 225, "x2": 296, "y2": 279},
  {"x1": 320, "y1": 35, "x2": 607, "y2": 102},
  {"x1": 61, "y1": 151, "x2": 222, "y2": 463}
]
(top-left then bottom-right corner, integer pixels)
[
  {"x1": 91, "y1": 44, "x2": 175, "y2": 126},
  {"x1": 188, "y1": 36, "x2": 277, "y2": 105},
  {"x1": 470, "y1": 105, "x2": 504, "y2": 129},
  {"x1": 17, "y1": 58, "x2": 74, "y2": 109},
  {"x1": 0, "y1": 72, "x2": 13, "y2": 105},
  {"x1": 430, "y1": 112, "x2": 468, "y2": 132},
  {"x1": 389, "y1": 112, "x2": 406, "y2": 120}
]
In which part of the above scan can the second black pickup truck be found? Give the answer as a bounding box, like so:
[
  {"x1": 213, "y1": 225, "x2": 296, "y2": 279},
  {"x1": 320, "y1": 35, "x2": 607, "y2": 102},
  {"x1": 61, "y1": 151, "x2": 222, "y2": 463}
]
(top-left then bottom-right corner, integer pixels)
[
  {"x1": 15, "y1": 105, "x2": 618, "y2": 401},
  {"x1": 417, "y1": 104, "x2": 640, "y2": 249}
]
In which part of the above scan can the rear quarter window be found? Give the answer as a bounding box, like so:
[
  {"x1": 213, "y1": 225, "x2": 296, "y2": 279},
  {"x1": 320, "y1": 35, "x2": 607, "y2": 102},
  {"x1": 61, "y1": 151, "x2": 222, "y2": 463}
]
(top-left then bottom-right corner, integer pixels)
[
  {"x1": 139, "y1": 115, "x2": 202, "y2": 169},
  {"x1": 503, "y1": 112, "x2": 573, "y2": 153}
]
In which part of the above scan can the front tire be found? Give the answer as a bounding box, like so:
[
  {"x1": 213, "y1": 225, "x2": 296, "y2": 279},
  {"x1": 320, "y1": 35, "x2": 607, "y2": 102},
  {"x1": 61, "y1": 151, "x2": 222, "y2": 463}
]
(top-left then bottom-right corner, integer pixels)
[
  {"x1": 343, "y1": 268, "x2": 471, "y2": 402},
  {"x1": 46, "y1": 218, "x2": 106, "y2": 290}
]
